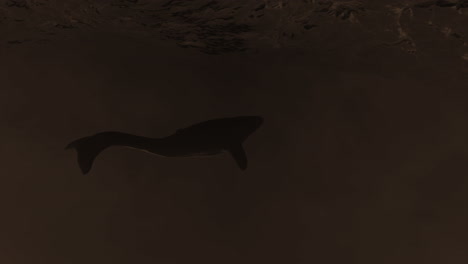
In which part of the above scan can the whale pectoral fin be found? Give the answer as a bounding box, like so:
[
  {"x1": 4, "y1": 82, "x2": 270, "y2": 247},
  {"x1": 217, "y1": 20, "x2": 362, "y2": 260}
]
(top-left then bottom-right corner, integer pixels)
[{"x1": 228, "y1": 144, "x2": 247, "y2": 170}]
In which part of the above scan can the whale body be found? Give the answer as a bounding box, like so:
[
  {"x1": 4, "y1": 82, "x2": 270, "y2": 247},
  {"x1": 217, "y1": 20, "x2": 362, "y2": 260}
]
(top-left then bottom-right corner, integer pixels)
[{"x1": 66, "y1": 116, "x2": 263, "y2": 174}]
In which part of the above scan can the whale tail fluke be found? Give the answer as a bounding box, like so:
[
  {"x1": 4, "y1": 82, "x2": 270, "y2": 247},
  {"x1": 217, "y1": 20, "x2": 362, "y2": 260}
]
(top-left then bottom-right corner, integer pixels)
[
  {"x1": 65, "y1": 135, "x2": 107, "y2": 174},
  {"x1": 228, "y1": 144, "x2": 248, "y2": 170}
]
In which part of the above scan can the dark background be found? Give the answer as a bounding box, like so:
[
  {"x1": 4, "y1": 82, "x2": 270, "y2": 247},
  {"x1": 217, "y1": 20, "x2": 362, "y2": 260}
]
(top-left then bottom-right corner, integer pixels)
[{"x1": 1, "y1": 1, "x2": 467, "y2": 263}]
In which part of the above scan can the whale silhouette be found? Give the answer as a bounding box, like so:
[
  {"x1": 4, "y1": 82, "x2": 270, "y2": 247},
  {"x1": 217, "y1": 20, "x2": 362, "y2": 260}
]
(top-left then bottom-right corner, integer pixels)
[{"x1": 65, "y1": 116, "x2": 263, "y2": 174}]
